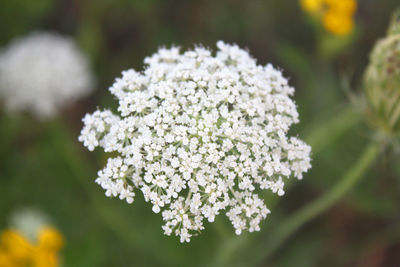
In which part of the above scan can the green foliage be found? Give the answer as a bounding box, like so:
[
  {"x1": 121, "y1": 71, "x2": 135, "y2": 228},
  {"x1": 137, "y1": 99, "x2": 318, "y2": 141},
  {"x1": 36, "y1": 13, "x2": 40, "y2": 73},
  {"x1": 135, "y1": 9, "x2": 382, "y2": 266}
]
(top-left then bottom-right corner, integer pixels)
[
  {"x1": 0, "y1": 0, "x2": 53, "y2": 44},
  {"x1": 1, "y1": 1, "x2": 400, "y2": 266}
]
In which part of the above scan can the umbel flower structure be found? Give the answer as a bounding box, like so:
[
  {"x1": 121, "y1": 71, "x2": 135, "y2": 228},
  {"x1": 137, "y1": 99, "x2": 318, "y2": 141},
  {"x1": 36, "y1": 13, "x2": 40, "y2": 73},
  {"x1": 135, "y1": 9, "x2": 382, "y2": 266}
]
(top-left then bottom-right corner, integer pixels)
[
  {"x1": 79, "y1": 41, "x2": 312, "y2": 242},
  {"x1": 0, "y1": 32, "x2": 94, "y2": 119}
]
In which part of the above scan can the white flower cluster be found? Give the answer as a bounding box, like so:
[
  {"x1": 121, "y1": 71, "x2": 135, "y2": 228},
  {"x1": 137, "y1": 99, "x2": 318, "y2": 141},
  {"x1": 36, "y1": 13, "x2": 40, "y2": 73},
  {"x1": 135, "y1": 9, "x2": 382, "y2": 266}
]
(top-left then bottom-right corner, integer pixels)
[
  {"x1": 79, "y1": 41, "x2": 311, "y2": 242},
  {"x1": 0, "y1": 32, "x2": 94, "y2": 118}
]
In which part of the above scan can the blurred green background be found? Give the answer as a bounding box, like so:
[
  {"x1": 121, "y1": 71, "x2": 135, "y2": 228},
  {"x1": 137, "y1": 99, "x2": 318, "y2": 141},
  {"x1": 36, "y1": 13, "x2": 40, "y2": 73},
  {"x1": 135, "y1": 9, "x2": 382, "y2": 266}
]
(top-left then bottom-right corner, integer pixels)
[{"x1": 1, "y1": 0, "x2": 400, "y2": 266}]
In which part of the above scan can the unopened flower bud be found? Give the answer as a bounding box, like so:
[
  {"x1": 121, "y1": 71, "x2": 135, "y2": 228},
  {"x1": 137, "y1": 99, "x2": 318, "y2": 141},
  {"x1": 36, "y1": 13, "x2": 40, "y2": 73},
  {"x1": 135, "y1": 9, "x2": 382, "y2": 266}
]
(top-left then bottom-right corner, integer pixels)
[{"x1": 364, "y1": 11, "x2": 400, "y2": 135}]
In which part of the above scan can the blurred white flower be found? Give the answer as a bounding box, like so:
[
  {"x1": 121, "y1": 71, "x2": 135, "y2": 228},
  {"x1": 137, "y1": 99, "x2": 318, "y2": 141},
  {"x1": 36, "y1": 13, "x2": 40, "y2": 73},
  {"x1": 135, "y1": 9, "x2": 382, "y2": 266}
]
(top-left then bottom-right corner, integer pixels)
[
  {"x1": 0, "y1": 32, "x2": 94, "y2": 118},
  {"x1": 79, "y1": 41, "x2": 312, "y2": 242},
  {"x1": 9, "y1": 207, "x2": 51, "y2": 243}
]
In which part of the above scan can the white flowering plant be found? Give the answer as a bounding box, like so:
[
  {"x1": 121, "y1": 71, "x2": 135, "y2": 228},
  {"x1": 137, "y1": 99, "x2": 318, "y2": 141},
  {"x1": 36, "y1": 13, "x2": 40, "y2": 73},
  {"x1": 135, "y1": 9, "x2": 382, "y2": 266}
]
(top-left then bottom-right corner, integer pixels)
[
  {"x1": 79, "y1": 41, "x2": 311, "y2": 242},
  {"x1": 0, "y1": 32, "x2": 94, "y2": 119}
]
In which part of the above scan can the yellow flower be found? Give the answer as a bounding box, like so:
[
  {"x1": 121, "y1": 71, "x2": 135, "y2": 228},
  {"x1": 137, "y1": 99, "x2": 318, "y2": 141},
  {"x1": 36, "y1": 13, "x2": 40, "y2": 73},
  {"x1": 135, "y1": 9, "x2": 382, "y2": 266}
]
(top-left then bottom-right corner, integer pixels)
[
  {"x1": 32, "y1": 250, "x2": 60, "y2": 267},
  {"x1": 300, "y1": 0, "x2": 357, "y2": 36},
  {"x1": 323, "y1": 10, "x2": 354, "y2": 36},
  {"x1": 0, "y1": 250, "x2": 15, "y2": 267},
  {"x1": 300, "y1": 0, "x2": 324, "y2": 14},
  {"x1": 325, "y1": 0, "x2": 357, "y2": 15},
  {"x1": 38, "y1": 227, "x2": 64, "y2": 253},
  {"x1": 0, "y1": 227, "x2": 64, "y2": 267},
  {"x1": 0, "y1": 230, "x2": 35, "y2": 262},
  {"x1": 33, "y1": 227, "x2": 64, "y2": 267}
]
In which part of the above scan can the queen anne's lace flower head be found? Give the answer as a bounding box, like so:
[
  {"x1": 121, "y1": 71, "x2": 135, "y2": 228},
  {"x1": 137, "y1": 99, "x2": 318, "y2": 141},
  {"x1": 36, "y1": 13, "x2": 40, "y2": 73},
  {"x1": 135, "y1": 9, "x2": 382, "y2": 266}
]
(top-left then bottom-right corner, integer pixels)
[
  {"x1": 79, "y1": 41, "x2": 312, "y2": 242},
  {"x1": 0, "y1": 32, "x2": 94, "y2": 118}
]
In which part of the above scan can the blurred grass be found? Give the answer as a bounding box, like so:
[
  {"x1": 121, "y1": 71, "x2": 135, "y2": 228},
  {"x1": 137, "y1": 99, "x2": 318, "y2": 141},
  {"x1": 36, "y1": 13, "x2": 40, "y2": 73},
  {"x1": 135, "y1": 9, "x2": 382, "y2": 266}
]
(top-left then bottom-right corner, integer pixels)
[{"x1": 1, "y1": 0, "x2": 400, "y2": 266}]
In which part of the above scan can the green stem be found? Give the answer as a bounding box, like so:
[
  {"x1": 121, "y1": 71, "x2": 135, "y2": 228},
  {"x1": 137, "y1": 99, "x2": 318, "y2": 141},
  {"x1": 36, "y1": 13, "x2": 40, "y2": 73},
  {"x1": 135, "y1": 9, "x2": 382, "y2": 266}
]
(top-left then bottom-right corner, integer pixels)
[
  {"x1": 253, "y1": 141, "x2": 382, "y2": 265},
  {"x1": 303, "y1": 105, "x2": 363, "y2": 155}
]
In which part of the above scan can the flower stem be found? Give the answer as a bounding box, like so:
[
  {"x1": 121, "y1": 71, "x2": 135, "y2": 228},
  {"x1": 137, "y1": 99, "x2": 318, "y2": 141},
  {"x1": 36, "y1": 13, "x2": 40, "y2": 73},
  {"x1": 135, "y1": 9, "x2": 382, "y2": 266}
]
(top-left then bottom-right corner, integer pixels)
[
  {"x1": 302, "y1": 105, "x2": 363, "y2": 155},
  {"x1": 252, "y1": 141, "x2": 382, "y2": 265}
]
